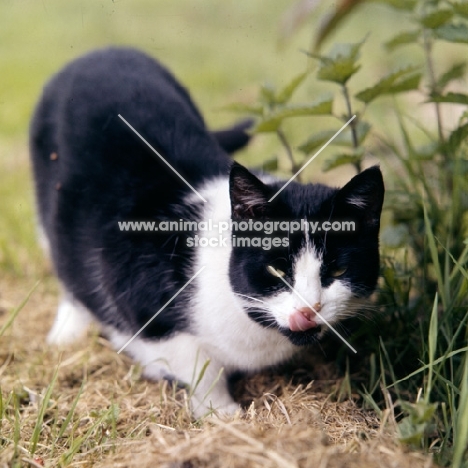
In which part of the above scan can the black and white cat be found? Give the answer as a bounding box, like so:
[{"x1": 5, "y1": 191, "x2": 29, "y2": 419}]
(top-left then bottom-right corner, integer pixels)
[{"x1": 30, "y1": 47, "x2": 384, "y2": 417}]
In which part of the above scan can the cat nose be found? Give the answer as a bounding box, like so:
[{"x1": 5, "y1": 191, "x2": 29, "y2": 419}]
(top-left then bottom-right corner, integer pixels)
[
  {"x1": 297, "y1": 306, "x2": 316, "y2": 316},
  {"x1": 296, "y1": 303, "x2": 321, "y2": 317}
]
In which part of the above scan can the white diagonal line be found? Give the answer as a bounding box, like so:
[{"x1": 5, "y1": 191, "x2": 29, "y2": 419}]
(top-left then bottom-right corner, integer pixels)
[
  {"x1": 117, "y1": 266, "x2": 206, "y2": 354},
  {"x1": 118, "y1": 114, "x2": 207, "y2": 203},
  {"x1": 268, "y1": 115, "x2": 356, "y2": 202},
  {"x1": 274, "y1": 270, "x2": 357, "y2": 354}
]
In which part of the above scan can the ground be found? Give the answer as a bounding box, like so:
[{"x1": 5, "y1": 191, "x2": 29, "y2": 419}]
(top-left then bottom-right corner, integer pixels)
[{"x1": 0, "y1": 274, "x2": 436, "y2": 467}]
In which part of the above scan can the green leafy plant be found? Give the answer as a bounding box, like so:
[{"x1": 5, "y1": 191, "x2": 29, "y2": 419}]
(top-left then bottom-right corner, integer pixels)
[
  {"x1": 228, "y1": 37, "x2": 421, "y2": 176},
  {"x1": 227, "y1": 0, "x2": 468, "y2": 465}
]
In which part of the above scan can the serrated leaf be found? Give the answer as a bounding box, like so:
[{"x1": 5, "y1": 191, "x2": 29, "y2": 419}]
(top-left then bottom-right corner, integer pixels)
[
  {"x1": 450, "y1": 2, "x2": 468, "y2": 19},
  {"x1": 222, "y1": 102, "x2": 264, "y2": 115},
  {"x1": 397, "y1": 418, "x2": 426, "y2": 445},
  {"x1": 384, "y1": 30, "x2": 420, "y2": 51},
  {"x1": 436, "y1": 23, "x2": 468, "y2": 43},
  {"x1": 399, "y1": 401, "x2": 438, "y2": 424},
  {"x1": 318, "y1": 60, "x2": 361, "y2": 85},
  {"x1": 260, "y1": 83, "x2": 277, "y2": 104},
  {"x1": 276, "y1": 71, "x2": 308, "y2": 104},
  {"x1": 322, "y1": 148, "x2": 364, "y2": 172},
  {"x1": 419, "y1": 9, "x2": 453, "y2": 29},
  {"x1": 387, "y1": 72, "x2": 422, "y2": 94},
  {"x1": 313, "y1": 41, "x2": 364, "y2": 85},
  {"x1": 397, "y1": 400, "x2": 438, "y2": 447},
  {"x1": 298, "y1": 129, "x2": 337, "y2": 154},
  {"x1": 254, "y1": 96, "x2": 333, "y2": 133},
  {"x1": 370, "y1": 0, "x2": 417, "y2": 11},
  {"x1": 429, "y1": 92, "x2": 468, "y2": 105},
  {"x1": 355, "y1": 65, "x2": 421, "y2": 103},
  {"x1": 437, "y1": 62, "x2": 466, "y2": 89}
]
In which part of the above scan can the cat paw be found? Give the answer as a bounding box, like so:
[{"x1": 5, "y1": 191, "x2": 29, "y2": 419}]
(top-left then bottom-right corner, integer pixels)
[
  {"x1": 192, "y1": 401, "x2": 241, "y2": 419},
  {"x1": 213, "y1": 402, "x2": 243, "y2": 420},
  {"x1": 47, "y1": 297, "x2": 94, "y2": 346}
]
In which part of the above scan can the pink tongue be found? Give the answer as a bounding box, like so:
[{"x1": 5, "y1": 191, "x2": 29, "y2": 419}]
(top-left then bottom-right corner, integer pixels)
[{"x1": 289, "y1": 309, "x2": 318, "y2": 332}]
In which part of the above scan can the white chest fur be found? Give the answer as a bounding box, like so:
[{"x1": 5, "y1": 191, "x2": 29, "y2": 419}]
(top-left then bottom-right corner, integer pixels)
[{"x1": 190, "y1": 178, "x2": 297, "y2": 372}]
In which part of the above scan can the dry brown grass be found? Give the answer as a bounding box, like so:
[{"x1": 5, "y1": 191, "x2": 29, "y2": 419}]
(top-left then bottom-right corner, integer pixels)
[{"x1": 0, "y1": 275, "x2": 436, "y2": 468}]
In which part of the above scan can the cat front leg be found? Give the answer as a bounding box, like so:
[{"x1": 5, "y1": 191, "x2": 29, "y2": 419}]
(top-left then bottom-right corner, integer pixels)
[
  {"x1": 107, "y1": 330, "x2": 240, "y2": 418},
  {"x1": 47, "y1": 289, "x2": 96, "y2": 346}
]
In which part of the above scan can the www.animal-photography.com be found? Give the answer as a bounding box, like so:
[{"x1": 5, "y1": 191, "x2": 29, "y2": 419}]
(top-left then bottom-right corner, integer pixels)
[{"x1": 1, "y1": 1, "x2": 468, "y2": 467}]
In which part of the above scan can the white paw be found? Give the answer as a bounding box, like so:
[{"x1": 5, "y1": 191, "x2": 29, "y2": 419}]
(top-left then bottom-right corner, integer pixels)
[
  {"x1": 213, "y1": 402, "x2": 242, "y2": 420},
  {"x1": 47, "y1": 296, "x2": 94, "y2": 346},
  {"x1": 192, "y1": 398, "x2": 241, "y2": 419}
]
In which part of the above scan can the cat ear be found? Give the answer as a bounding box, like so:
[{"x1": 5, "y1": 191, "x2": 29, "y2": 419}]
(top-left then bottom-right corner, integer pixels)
[
  {"x1": 334, "y1": 166, "x2": 384, "y2": 227},
  {"x1": 229, "y1": 162, "x2": 270, "y2": 219}
]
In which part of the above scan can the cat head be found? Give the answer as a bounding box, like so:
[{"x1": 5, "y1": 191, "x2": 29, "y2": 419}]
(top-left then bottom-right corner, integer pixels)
[{"x1": 228, "y1": 162, "x2": 384, "y2": 346}]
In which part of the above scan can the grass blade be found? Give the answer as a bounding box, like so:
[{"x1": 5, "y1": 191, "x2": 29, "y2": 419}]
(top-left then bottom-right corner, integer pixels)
[
  {"x1": 56, "y1": 381, "x2": 85, "y2": 441},
  {"x1": 0, "y1": 281, "x2": 39, "y2": 337},
  {"x1": 60, "y1": 408, "x2": 111, "y2": 465},
  {"x1": 29, "y1": 364, "x2": 59, "y2": 457},
  {"x1": 390, "y1": 346, "x2": 468, "y2": 387},
  {"x1": 423, "y1": 202, "x2": 446, "y2": 309},
  {"x1": 424, "y1": 293, "x2": 438, "y2": 403}
]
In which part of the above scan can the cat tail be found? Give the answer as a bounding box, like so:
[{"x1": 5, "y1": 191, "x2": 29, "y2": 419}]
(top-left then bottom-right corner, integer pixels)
[{"x1": 211, "y1": 118, "x2": 253, "y2": 154}]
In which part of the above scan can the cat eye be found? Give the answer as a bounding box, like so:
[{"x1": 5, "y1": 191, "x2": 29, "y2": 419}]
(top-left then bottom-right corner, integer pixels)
[
  {"x1": 330, "y1": 266, "x2": 347, "y2": 278},
  {"x1": 266, "y1": 265, "x2": 286, "y2": 278}
]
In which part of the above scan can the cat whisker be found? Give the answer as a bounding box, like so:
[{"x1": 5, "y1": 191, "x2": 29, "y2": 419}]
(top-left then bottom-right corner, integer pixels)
[
  {"x1": 233, "y1": 293, "x2": 270, "y2": 307},
  {"x1": 234, "y1": 294, "x2": 292, "y2": 328},
  {"x1": 330, "y1": 306, "x2": 380, "y2": 325}
]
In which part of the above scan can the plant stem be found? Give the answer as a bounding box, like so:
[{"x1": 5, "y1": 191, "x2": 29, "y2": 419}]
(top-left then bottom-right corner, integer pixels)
[
  {"x1": 423, "y1": 30, "x2": 445, "y2": 148},
  {"x1": 342, "y1": 84, "x2": 361, "y2": 173},
  {"x1": 276, "y1": 127, "x2": 301, "y2": 180}
]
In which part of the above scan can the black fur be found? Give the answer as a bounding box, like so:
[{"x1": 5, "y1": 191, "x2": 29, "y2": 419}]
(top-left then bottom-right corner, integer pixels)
[{"x1": 30, "y1": 47, "x2": 236, "y2": 338}]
